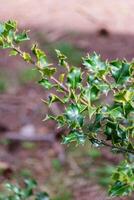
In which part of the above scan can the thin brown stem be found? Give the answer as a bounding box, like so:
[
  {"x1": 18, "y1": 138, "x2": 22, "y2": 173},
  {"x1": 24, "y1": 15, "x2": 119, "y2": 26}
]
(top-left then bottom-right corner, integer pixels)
[
  {"x1": 90, "y1": 138, "x2": 134, "y2": 155},
  {"x1": 11, "y1": 44, "x2": 88, "y2": 106}
]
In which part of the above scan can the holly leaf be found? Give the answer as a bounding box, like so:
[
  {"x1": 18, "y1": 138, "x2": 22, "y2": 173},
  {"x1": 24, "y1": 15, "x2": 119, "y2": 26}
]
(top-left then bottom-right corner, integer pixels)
[
  {"x1": 48, "y1": 94, "x2": 64, "y2": 106},
  {"x1": 32, "y1": 44, "x2": 52, "y2": 68},
  {"x1": 63, "y1": 130, "x2": 86, "y2": 145},
  {"x1": 88, "y1": 106, "x2": 96, "y2": 119},
  {"x1": 84, "y1": 85, "x2": 100, "y2": 102},
  {"x1": 38, "y1": 79, "x2": 53, "y2": 89},
  {"x1": 40, "y1": 67, "x2": 56, "y2": 77},
  {"x1": 83, "y1": 52, "x2": 106, "y2": 73},
  {"x1": 22, "y1": 52, "x2": 32, "y2": 62},
  {"x1": 107, "y1": 105, "x2": 124, "y2": 120},
  {"x1": 35, "y1": 192, "x2": 50, "y2": 200},
  {"x1": 4, "y1": 20, "x2": 17, "y2": 32},
  {"x1": 67, "y1": 67, "x2": 82, "y2": 89},
  {"x1": 9, "y1": 49, "x2": 18, "y2": 56},
  {"x1": 14, "y1": 31, "x2": 29, "y2": 43},
  {"x1": 105, "y1": 122, "x2": 128, "y2": 143},
  {"x1": 55, "y1": 49, "x2": 67, "y2": 67},
  {"x1": 110, "y1": 60, "x2": 130, "y2": 84},
  {"x1": 109, "y1": 161, "x2": 134, "y2": 197},
  {"x1": 89, "y1": 114, "x2": 103, "y2": 133},
  {"x1": 65, "y1": 104, "x2": 83, "y2": 128},
  {"x1": 114, "y1": 90, "x2": 134, "y2": 105}
]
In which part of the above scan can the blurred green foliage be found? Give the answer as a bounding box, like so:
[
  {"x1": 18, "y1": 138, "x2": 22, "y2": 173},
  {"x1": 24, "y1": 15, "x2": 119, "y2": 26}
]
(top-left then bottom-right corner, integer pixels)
[
  {"x1": 47, "y1": 42, "x2": 83, "y2": 66},
  {"x1": 19, "y1": 68, "x2": 38, "y2": 85},
  {"x1": 0, "y1": 78, "x2": 7, "y2": 93}
]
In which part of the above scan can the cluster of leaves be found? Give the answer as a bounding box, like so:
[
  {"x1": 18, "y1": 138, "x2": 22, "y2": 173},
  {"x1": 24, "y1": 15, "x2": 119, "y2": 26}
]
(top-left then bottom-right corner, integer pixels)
[
  {"x1": 0, "y1": 179, "x2": 50, "y2": 200},
  {"x1": 109, "y1": 161, "x2": 134, "y2": 197},
  {"x1": 0, "y1": 20, "x2": 134, "y2": 197}
]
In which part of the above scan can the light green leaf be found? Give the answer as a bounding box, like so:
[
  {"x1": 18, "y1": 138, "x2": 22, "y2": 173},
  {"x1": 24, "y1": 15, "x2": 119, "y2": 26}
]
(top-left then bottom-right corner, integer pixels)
[
  {"x1": 55, "y1": 49, "x2": 67, "y2": 67},
  {"x1": 38, "y1": 79, "x2": 53, "y2": 89},
  {"x1": 9, "y1": 49, "x2": 18, "y2": 56},
  {"x1": 22, "y1": 52, "x2": 32, "y2": 62},
  {"x1": 14, "y1": 31, "x2": 29, "y2": 43},
  {"x1": 88, "y1": 106, "x2": 96, "y2": 119},
  {"x1": 40, "y1": 67, "x2": 56, "y2": 77}
]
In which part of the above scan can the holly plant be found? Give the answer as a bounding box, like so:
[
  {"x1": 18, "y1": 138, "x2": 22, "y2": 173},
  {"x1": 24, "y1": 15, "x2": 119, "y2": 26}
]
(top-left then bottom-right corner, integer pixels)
[
  {"x1": 0, "y1": 21, "x2": 134, "y2": 197},
  {"x1": 0, "y1": 178, "x2": 50, "y2": 200}
]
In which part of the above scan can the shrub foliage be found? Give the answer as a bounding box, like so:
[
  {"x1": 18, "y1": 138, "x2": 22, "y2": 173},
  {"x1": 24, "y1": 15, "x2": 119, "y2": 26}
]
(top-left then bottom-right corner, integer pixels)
[
  {"x1": 0, "y1": 179, "x2": 49, "y2": 200},
  {"x1": 0, "y1": 20, "x2": 134, "y2": 197}
]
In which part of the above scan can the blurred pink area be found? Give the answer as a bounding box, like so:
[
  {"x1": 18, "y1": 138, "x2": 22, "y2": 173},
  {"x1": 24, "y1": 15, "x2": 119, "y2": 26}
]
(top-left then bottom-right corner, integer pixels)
[{"x1": 1, "y1": 0, "x2": 134, "y2": 34}]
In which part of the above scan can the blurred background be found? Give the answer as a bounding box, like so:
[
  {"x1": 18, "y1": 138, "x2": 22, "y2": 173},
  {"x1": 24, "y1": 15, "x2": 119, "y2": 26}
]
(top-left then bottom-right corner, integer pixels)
[{"x1": 0, "y1": 0, "x2": 134, "y2": 199}]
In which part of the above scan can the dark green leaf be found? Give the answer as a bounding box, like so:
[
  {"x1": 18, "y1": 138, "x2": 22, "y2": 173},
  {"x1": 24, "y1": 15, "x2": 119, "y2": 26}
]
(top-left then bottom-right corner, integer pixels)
[
  {"x1": 67, "y1": 67, "x2": 82, "y2": 89},
  {"x1": 105, "y1": 122, "x2": 128, "y2": 143},
  {"x1": 83, "y1": 52, "x2": 106, "y2": 72},
  {"x1": 63, "y1": 130, "x2": 86, "y2": 145},
  {"x1": 65, "y1": 104, "x2": 83, "y2": 128},
  {"x1": 89, "y1": 114, "x2": 103, "y2": 133},
  {"x1": 107, "y1": 105, "x2": 124, "y2": 120},
  {"x1": 36, "y1": 192, "x2": 50, "y2": 200},
  {"x1": 111, "y1": 61, "x2": 130, "y2": 84},
  {"x1": 84, "y1": 85, "x2": 99, "y2": 102}
]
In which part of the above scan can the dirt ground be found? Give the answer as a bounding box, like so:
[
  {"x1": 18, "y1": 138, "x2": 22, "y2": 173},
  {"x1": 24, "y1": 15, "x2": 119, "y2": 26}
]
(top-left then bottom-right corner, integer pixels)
[{"x1": 0, "y1": 1, "x2": 134, "y2": 200}]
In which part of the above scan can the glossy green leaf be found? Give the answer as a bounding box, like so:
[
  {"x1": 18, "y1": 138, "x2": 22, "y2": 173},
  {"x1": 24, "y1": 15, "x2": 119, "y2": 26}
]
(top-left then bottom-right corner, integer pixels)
[
  {"x1": 5, "y1": 20, "x2": 17, "y2": 32},
  {"x1": 114, "y1": 90, "x2": 134, "y2": 105},
  {"x1": 84, "y1": 85, "x2": 99, "y2": 102},
  {"x1": 89, "y1": 114, "x2": 103, "y2": 133},
  {"x1": 110, "y1": 61, "x2": 130, "y2": 84},
  {"x1": 14, "y1": 31, "x2": 29, "y2": 43},
  {"x1": 63, "y1": 130, "x2": 86, "y2": 145},
  {"x1": 107, "y1": 105, "x2": 123, "y2": 120},
  {"x1": 67, "y1": 67, "x2": 82, "y2": 89},
  {"x1": 83, "y1": 52, "x2": 106, "y2": 72},
  {"x1": 109, "y1": 161, "x2": 134, "y2": 197},
  {"x1": 36, "y1": 192, "x2": 50, "y2": 200},
  {"x1": 65, "y1": 104, "x2": 83, "y2": 128},
  {"x1": 105, "y1": 122, "x2": 128, "y2": 143}
]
